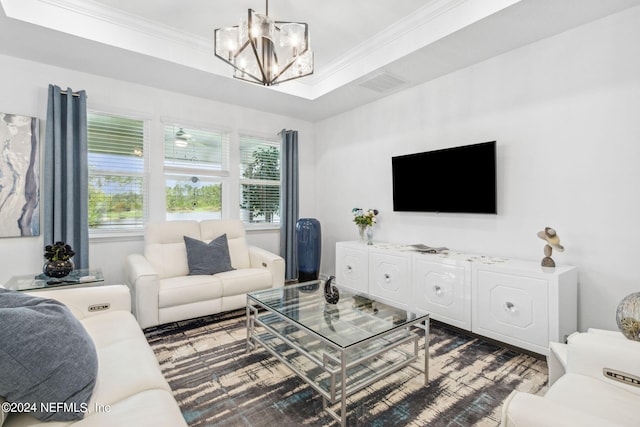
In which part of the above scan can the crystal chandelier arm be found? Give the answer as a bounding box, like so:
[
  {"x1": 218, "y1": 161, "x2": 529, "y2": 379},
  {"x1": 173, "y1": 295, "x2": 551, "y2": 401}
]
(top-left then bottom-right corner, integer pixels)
[
  {"x1": 214, "y1": 34, "x2": 265, "y2": 84},
  {"x1": 246, "y1": 7, "x2": 269, "y2": 83},
  {"x1": 236, "y1": 38, "x2": 251, "y2": 55},
  {"x1": 248, "y1": 41, "x2": 269, "y2": 84},
  {"x1": 214, "y1": 9, "x2": 269, "y2": 85},
  {"x1": 241, "y1": 9, "x2": 269, "y2": 84},
  {"x1": 275, "y1": 61, "x2": 314, "y2": 83},
  {"x1": 271, "y1": 21, "x2": 312, "y2": 83},
  {"x1": 273, "y1": 52, "x2": 314, "y2": 84},
  {"x1": 214, "y1": 46, "x2": 265, "y2": 85}
]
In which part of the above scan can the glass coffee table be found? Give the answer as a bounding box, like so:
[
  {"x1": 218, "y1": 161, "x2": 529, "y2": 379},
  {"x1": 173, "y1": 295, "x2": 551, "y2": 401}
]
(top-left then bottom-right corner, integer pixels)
[{"x1": 246, "y1": 280, "x2": 429, "y2": 426}]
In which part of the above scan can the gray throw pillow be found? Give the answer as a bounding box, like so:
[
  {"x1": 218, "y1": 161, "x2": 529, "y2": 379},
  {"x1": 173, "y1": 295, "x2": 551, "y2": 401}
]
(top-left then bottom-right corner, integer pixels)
[
  {"x1": 0, "y1": 289, "x2": 98, "y2": 421},
  {"x1": 184, "y1": 234, "x2": 234, "y2": 275}
]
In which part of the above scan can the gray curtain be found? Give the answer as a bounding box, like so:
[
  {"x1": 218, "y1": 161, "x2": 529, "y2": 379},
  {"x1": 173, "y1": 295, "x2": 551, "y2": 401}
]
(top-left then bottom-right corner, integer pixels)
[
  {"x1": 280, "y1": 129, "x2": 299, "y2": 281},
  {"x1": 43, "y1": 85, "x2": 89, "y2": 270}
]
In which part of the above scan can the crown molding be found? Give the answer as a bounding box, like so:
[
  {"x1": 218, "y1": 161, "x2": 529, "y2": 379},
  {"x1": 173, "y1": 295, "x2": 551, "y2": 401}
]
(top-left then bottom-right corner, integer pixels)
[
  {"x1": 1, "y1": 0, "x2": 214, "y2": 62},
  {"x1": 308, "y1": 0, "x2": 522, "y2": 98},
  {"x1": 310, "y1": 0, "x2": 467, "y2": 84},
  {"x1": 38, "y1": 0, "x2": 212, "y2": 53}
]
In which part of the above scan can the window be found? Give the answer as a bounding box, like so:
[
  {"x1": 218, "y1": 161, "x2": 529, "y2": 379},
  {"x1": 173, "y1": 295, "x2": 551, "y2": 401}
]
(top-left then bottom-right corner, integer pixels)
[
  {"x1": 239, "y1": 134, "x2": 280, "y2": 225},
  {"x1": 164, "y1": 124, "x2": 229, "y2": 221},
  {"x1": 87, "y1": 112, "x2": 146, "y2": 232}
]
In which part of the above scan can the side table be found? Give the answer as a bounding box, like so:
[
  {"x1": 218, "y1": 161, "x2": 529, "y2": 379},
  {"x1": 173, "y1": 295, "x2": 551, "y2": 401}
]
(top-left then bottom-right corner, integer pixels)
[{"x1": 4, "y1": 268, "x2": 105, "y2": 291}]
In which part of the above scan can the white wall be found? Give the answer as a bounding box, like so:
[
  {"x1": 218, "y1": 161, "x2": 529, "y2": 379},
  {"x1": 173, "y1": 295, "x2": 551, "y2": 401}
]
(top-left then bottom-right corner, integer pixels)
[
  {"x1": 0, "y1": 55, "x2": 315, "y2": 286},
  {"x1": 314, "y1": 6, "x2": 640, "y2": 331}
]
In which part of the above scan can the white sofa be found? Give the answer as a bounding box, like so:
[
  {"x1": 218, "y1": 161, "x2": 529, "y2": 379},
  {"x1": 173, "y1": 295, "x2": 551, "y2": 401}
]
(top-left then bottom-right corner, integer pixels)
[
  {"x1": 1, "y1": 285, "x2": 186, "y2": 427},
  {"x1": 500, "y1": 329, "x2": 640, "y2": 427},
  {"x1": 125, "y1": 219, "x2": 285, "y2": 329}
]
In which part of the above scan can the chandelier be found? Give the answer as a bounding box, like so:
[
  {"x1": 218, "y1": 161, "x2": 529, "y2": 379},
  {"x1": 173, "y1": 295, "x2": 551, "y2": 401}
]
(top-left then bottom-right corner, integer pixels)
[{"x1": 214, "y1": 0, "x2": 313, "y2": 86}]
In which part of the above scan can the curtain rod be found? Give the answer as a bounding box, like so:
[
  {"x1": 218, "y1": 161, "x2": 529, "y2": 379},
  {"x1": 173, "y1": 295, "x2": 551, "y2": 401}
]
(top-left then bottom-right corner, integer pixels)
[{"x1": 60, "y1": 90, "x2": 81, "y2": 97}]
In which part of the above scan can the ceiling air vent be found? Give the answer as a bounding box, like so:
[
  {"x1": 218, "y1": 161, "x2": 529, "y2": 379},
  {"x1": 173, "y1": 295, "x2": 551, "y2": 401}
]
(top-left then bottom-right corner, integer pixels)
[{"x1": 358, "y1": 71, "x2": 407, "y2": 93}]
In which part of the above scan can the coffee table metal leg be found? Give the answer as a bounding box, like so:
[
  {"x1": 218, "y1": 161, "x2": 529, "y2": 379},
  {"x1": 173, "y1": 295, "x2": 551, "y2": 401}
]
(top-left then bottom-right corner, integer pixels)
[
  {"x1": 246, "y1": 302, "x2": 251, "y2": 352},
  {"x1": 424, "y1": 318, "x2": 430, "y2": 384},
  {"x1": 341, "y1": 349, "x2": 347, "y2": 426},
  {"x1": 246, "y1": 301, "x2": 258, "y2": 353}
]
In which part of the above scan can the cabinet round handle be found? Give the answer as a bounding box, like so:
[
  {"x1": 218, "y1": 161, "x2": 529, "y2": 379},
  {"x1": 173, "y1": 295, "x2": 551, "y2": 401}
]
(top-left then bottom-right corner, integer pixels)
[
  {"x1": 434, "y1": 285, "x2": 443, "y2": 296},
  {"x1": 347, "y1": 265, "x2": 353, "y2": 271},
  {"x1": 504, "y1": 301, "x2": 516, "y2": 313},
  {"x1": 384, "y1": 273, "x2": 391, "y2": 282}
]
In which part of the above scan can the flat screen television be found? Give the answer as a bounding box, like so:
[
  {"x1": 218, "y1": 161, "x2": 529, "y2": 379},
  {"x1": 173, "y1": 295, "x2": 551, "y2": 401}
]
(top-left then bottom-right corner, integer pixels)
[{"x1": 392, "y1": 141, "x2": 497, "y2": 214}]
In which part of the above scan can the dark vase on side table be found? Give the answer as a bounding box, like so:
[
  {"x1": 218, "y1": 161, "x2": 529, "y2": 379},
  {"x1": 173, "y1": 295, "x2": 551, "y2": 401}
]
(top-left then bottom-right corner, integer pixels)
[
  {"x1": 43, "y1": 241, "x2": 75, "y2": 278},
  {"x1": 43, "y1": 260, "x2": 74, "y2": 278},
  {"x1": 296, "y1": 218, "x2": 321, "y2": 282}
]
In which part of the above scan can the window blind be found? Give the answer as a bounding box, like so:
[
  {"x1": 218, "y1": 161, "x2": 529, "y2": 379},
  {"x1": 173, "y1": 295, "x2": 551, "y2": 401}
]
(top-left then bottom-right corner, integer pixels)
[
  {"x1": 163, "y1": 124, "x2": 229, "y2": 221},
  {"x1": 87, "y1": 113, "x2": 146, "y2": 231},
  {"x1": 239, "y1": 134, "x2": 281, "y2": 224},
  {"x1": 163, "y1": 125, "x2": 230, "y2": 176}
]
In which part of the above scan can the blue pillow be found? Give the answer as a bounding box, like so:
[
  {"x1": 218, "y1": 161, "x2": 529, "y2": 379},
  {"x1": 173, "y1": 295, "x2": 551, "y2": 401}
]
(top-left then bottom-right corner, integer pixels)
[
  {"x1": 184, "y1": 234, "x2": 234, "y2": 275},
  {"x1": 0, "y1": 289, "x2": 97, "y2": 421}
]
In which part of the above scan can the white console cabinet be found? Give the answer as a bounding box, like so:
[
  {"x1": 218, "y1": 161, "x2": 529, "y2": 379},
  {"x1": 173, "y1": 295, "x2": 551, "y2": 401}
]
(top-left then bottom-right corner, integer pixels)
[
  {"x1": 412, "y1": 253, "x2": 472, "y2": 331},
  {"x1": 335, "y1": 241, "x2": 578, "y2": 355}
]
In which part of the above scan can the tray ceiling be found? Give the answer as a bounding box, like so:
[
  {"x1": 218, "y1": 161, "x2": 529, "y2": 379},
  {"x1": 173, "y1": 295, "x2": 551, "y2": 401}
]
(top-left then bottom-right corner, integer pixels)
[{"x1": 1, "y1": 0, "x2": 639, "y2": 121}]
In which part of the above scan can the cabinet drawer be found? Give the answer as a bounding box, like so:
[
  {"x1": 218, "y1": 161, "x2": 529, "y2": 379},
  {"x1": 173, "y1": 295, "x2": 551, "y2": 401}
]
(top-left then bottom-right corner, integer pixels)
[
  {"x1": 412, "y1": 256, "x2": 471, "y2": 330},
  {"x1": 336, "y1": 244, "x2": 368, "y2": 293},
  {"x1": 473, "y1": 270, "x2": 549, "y2": 351},
  {"x1": 369, "y1": 251, "x2": 410, "y2": 308}
]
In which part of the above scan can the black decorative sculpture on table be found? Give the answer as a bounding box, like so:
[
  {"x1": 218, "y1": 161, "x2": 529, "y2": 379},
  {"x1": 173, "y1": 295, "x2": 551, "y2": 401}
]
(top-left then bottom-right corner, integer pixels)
[{"x1": 324, "y1": 275, "x2": 339, "y2": 304}]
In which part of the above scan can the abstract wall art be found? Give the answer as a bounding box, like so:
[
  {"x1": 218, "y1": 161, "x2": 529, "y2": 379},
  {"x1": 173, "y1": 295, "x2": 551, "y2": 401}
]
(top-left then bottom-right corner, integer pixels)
[{"x1": 0, "y1": 113, "x2": 40, "y2": 237}]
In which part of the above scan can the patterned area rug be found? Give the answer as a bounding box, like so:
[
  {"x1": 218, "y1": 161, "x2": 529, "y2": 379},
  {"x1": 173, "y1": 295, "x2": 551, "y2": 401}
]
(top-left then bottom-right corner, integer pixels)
[{"x1": 145, "y1": 311, "x2": 547, "y2": 427}]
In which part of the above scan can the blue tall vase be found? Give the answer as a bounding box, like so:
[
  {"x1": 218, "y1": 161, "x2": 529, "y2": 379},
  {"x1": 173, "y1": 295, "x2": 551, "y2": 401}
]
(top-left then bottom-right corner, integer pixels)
[{"x1": 296, "y1": 218, "x2": 321, "y2": 282}]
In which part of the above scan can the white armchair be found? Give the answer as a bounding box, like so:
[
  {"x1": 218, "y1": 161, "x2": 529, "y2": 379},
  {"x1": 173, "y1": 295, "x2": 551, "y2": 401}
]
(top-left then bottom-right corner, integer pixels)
[
  {"x1": 501, "y1": 329, "x2": 640, "y2": 427},
  {"x1": 125, "y1": 219, "x2": 285, "y2": 328}
]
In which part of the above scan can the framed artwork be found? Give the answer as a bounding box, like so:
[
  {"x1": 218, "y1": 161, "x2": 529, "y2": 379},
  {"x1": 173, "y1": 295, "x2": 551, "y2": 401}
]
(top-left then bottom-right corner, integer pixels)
[{"x1": 0, "y1": 113, "x2": 40, "y2": 237}]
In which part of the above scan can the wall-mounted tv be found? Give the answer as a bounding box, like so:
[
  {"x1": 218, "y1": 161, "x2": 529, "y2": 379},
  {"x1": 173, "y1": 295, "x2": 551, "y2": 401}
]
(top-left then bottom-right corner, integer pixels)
[{"x1": 392, "y1": 141, "x2": 497, "y2": 214}]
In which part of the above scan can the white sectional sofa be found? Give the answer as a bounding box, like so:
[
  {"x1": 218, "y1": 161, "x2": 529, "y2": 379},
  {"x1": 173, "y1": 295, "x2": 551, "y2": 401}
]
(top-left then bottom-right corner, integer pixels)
[
  {"x1": 1, "y1": 285, "x2": 186, "y2": 427},
  {"x1": 125, "y1": 219, "x2": 285, "y2": 328},
  {"x1": 501, "y1": 329, "x2": 640, "y2": 427}
]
